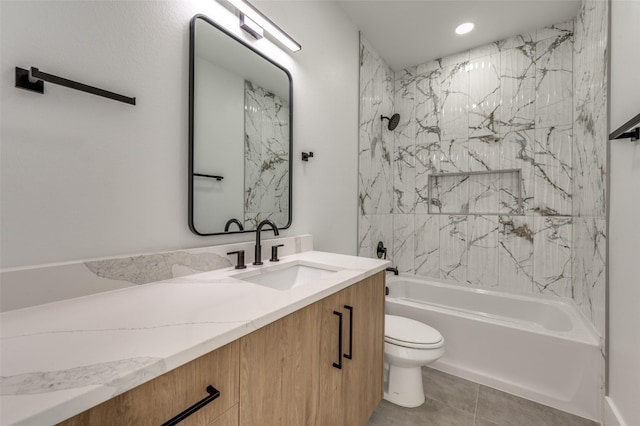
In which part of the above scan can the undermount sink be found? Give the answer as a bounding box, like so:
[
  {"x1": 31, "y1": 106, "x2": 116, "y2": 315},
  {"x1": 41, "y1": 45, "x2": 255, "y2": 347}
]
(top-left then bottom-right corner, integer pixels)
[{"x1": 232, "y1": 262, "x2": 340, "y2": 291}]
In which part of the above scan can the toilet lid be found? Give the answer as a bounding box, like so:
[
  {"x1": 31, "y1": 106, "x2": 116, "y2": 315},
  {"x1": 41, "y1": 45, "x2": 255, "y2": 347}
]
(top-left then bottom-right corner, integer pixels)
[{"x1": 385, "y1": 314, "x2": 444, "y2": 349}]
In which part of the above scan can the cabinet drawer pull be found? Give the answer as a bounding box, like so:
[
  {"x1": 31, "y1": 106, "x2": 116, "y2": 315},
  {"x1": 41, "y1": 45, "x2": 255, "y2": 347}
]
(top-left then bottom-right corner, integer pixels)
[
  {"x1": 333, "y1": 311, "x2": 343, "y2": 369},
  {"x1": 344, "y1": 305, "x2": 353, "y2": 360},
  {"x1": 161, "y1": 385, "x2": 220, "y2": 426}
]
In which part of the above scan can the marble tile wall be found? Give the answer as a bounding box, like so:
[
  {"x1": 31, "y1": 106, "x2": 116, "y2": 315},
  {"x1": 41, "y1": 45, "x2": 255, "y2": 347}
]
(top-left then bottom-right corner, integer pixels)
[
  {"x1": 358, "y1": 0, "x2": 607, "y2": 336},
  {"x1": 244, "y1": 81, "x2": 290, "y2": 229},
  {"x1": 358, "y1": 36, "x2": 394, "y2": 260},
  {"x1": 571, "y1": 0, "x2": 608, "y2": 336}
]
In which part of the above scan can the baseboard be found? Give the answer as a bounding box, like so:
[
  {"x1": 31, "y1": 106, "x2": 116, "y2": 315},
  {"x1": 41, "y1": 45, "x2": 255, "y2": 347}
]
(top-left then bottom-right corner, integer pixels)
[{"x1": 604, "y1": 397, "x2": 627, "y2": 426}]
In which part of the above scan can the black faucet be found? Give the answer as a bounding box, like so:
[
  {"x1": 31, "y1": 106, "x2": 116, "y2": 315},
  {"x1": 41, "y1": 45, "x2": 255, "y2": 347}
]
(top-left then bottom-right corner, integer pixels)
[
  {"x1": 386, "y1": 266, "x2": 399, "y2": 275},
  {"x1": 224, "y1": 218, "x2": 244, "y2": 232},
  {"x1": 254, "y1": 219, "x2": 279, "y2": 265}
]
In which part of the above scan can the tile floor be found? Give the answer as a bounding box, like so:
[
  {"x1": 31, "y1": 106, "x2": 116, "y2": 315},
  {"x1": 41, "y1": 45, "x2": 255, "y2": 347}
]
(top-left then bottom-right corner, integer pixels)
[{"x1": 366, "y1": 367, "x2": 599, "y2": 426}]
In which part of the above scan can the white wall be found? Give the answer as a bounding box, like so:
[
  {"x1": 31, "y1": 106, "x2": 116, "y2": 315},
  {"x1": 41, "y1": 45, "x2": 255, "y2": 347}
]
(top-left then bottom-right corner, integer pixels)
[
  {"x1": 0, "y1": 1, "x2": 359, "y2": 268},
  {"x1": 193, "y1": 58, "x2": 244, "y2": 233},
  {"x1": 254, "y1": 1, "x2": 360, "y2": 256},
  {"x1": 607, "y1": 1, "x2": 640, "y2": 425}
]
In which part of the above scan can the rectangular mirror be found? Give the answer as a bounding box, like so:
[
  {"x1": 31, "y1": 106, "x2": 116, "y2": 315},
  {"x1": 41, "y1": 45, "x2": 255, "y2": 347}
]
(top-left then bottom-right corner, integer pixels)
[{"x1": 189, "y1": 14, "x2": 292, "y2": 235}]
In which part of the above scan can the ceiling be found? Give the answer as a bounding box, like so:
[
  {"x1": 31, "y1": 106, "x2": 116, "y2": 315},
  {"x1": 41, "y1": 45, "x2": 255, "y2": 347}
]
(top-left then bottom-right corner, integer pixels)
[{"x1": 334, "y1": 0, "x2": 581, "y2": 71}]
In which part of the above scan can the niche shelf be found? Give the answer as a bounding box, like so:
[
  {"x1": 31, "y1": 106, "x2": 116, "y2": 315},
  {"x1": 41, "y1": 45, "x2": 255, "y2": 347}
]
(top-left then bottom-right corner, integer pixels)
[{"x1": 427, "y1": 169, "x2": 523, "y2": 215}]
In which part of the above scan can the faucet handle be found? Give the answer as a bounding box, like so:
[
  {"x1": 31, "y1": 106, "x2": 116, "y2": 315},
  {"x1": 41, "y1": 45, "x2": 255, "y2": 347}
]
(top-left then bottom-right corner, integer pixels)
[
  {"x1": 270, "y1": 244, "x2": 285, "y2": 262},
  {"x1": 227, "y1": 250, "x2": 247, "y2": 269}
]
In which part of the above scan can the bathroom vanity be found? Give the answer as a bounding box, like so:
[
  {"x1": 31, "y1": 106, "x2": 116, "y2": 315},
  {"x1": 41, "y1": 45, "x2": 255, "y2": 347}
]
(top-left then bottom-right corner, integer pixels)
[{"x1": 0, "y1": 251, "x2": 388, "y2": 425}]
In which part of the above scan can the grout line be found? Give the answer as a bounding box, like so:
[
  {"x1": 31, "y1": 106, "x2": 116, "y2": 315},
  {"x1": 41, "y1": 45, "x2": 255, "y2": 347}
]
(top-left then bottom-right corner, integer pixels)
[{"x1": 472, "y1": 384, "x2": 480, "y2": 426}]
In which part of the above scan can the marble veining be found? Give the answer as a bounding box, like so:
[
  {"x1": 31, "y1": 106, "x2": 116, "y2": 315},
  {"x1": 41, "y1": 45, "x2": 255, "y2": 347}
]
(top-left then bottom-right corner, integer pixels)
[
  {"x1": 572, "y1": 217, "x2": 606, "y2": 337},
  {"x1": 535, "y1": 24, "x2": 574, "y2": 129},
  {"x1": 0, "y1": 250, "x2": 389, "y2": 425},
  {"x1": 416, "y1": 61, "x2": 442, "y2": 145},
  {"x1": 439, "y1": 215, "x2": 468, "y2": 282},
  {"x1": 533, "y1": 217, "x2": 572, "y2": 297},
  {"x1": 498, "y1": 215, "x2": 534, "y2": 293},
  {"x1": 499, "y1": 36, "x2": 536, "y2": 133},
  {"x1": 85, "y1": 252, "x2": 231, "y2": 285},
  {"x1": 414, "y1": 214, "x2": 440, "y2": 278},
  {"x1": 244, "y1": 81, "x2": 289, "y2": 228},
  {"x1": 468, "y1": 51, "x2": 501, "y2": 146},
  {"x1": 1, "y1": 236, "x2": 314, "y2": 313},
  {"x1": 392, "y1": 215, "x2": 415, "y2": 274},
  {"x1": 359, "y1": 0, "x2": 608, "y2": 334},
  {"x1": 358, "y1": 214, "x2": 393, "y2": 259},
  {"x1": 440, "y1": 62, "x2": 470, "y2": 142},
  {"x1": 500, "y1": 129, "x2": 535, "y2": 213},
  {"x1": 394, "y1": 67, "x2": 417, "y2": 148},
  {"x1": 359, "y1": 38, "x2": 394, "y2": 217},
  {"x1": 570, "y1": 0, "x2": 608, "y2": 337},
  {"x1": 1, "y1": 357, "x2": 166, "y2": 396},
  {"x1": 572, "y1": 0, "x2": 608, "y2": 218},
  {"x1": 467, "y1": 215, "x2": 499, "y2": 287},
  {"x1": 394, "y1": 145, "x2": 416, "y2": 213},
  {"x1": 533, "y1": 125, "x2": 573, "y2": 216}
]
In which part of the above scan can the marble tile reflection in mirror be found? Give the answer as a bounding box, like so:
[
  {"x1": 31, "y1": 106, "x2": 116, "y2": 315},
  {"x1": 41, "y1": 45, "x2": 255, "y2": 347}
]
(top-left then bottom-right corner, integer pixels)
[{"x1": 189, "y1": 15, "x2": 292, "y2": 235}]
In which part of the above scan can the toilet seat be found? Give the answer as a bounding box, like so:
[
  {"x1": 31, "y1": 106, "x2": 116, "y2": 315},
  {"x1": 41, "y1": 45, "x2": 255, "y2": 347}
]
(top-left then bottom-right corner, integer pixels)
[{"x1": 385, "y1": 314, "x2": 444, "y2": 349}]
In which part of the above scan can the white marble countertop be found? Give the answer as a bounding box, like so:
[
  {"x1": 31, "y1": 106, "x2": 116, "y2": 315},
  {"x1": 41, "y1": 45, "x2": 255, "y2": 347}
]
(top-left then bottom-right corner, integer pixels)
[{"x1": 0, "y1": 251, "x2": 389, "y2": 426}]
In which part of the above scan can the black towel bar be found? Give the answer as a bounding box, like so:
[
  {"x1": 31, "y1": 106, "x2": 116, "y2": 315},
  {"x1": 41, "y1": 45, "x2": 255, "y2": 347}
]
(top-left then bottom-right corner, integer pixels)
[
  {"x1": 610, "y1": 113, "x2": 640, "y2": 141},
  {"x1": 15, "y1": 67, "x2": 136, "y2": 105},
  {"x1": 194, "y1": 173, "x2": 224, "y2": 181}
]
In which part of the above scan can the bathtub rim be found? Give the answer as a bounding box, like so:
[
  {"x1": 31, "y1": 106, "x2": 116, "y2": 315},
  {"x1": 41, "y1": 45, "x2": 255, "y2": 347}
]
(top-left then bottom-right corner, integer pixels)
[{"x1": 386, "y1": 274, "x2": 601, "y2": 346}]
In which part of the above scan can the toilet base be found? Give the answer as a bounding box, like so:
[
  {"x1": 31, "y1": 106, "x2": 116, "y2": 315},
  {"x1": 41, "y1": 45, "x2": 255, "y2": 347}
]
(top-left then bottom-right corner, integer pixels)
[{"x1": 383, "y1": 364, "x2": 425, "y2": 408}]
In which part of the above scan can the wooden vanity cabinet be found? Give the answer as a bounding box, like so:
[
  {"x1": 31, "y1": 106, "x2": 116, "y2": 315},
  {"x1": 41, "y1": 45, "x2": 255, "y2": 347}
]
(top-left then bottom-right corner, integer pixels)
[
  {"x1": 57, "y1": 272, "x2": 384, "y2": 426},
  {"x1": 318, "y1": 271, "x2": 385, "y2": 426},
  {"x1": 239, "y1": 298, "x2": 322, "y2": 425},
  {"x1": 58, "y1": 341, "x2": 239, "y2": 426},
  {"x1": 239, "y1": 271, "x2": 385, "y2": 426}
]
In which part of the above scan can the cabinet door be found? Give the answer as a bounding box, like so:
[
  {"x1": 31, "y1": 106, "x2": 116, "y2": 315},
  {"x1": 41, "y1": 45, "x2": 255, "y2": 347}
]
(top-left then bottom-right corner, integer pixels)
[
  {"x1": 342, "y1": 272, "x2": 385, "y2": 425},
  {"x1": 317, "y1": 272, "x2": 385, "y2": 426},
  {"x1": 317, "y1": 289, "x2": 349, "y2": 426},
  {"x1": 58, "y1": 341, "x2": 239, "y2": 426},
  {"x1": 239, "y1": 302, "x2": 322, "y2": 426},
  {"x1": 208, "y1": 405, "x2": 238, "y2": 426}
]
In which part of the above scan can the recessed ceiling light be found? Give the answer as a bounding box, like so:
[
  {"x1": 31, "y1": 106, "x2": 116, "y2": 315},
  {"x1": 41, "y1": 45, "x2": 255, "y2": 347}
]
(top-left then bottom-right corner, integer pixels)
[{"x1": 455, "y1": 22, "x2": 475, "y2": 35}]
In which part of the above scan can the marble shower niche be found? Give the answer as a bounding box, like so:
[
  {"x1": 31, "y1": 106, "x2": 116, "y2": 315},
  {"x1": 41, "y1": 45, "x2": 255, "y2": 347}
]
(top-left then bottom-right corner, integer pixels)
[
  {"x1": 427, "y1": 169, "x2": 524, "y2": 215},
  {"x1": 358, "y1": 0, "x2": 607, "y2": 337}
]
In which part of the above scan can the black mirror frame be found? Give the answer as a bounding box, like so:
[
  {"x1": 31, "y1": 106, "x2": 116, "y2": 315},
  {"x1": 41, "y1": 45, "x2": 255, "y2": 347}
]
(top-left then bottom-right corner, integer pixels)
[{"x1": 188, "y1": 14, "x2": 293, "y2": 236}]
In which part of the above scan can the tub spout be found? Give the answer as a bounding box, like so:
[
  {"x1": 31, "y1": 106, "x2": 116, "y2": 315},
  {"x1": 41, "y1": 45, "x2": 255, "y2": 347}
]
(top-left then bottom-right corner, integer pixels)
[{"x1": 386, "y1": 266, "x2": 398, "y2": 275}]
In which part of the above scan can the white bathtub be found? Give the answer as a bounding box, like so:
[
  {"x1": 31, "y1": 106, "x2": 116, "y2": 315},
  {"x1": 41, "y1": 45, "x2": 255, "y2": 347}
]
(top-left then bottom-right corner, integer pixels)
[{"x1": 385, "y1": 275, "x2": 602, "y2": 422}]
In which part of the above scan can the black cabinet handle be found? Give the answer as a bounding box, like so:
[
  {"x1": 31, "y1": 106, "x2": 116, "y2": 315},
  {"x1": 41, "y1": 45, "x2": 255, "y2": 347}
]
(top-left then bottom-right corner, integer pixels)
[
  {"x1": 333, "y1": 311, "x2": 343, "y2": 369},
  {"x1": 344, "y1": 305, "x2": 353, "y2": 360},
  {"x1": 161, "y1": 385, "x2": 220, "y2": 426}
]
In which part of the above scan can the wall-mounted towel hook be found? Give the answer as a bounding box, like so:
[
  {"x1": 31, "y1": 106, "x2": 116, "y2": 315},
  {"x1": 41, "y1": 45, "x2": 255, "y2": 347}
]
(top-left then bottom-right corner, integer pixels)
[
  {"x1": 301, "y1": 151, "x2": 314, "y2": 161},
  {"x1": 15, "y1": 67, "x2": 136, "y2": 105}
]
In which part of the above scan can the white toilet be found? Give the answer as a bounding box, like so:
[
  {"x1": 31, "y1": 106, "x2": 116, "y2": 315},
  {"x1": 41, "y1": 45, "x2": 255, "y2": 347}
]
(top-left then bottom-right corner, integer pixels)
[{"x1": 383, "y1": 314, "x2": 445, "y2": 408}]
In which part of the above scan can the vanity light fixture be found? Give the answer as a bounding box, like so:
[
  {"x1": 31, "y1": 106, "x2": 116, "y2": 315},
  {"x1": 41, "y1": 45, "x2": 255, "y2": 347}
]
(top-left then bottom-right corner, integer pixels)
[
  {"x1": 227, "y1": 0, "x2": 302, "y2": 52},
  {"x1": 240, "y1": 13, "x2": 264, "y2": 40},
  {"x1": 455, "y1": 22, "x2": 475, "y2": 35}
]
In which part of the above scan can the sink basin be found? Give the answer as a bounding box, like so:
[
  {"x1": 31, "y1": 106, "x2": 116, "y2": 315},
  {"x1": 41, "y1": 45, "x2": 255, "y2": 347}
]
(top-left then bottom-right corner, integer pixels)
[{"x1": 233, "y1": 262, "x2": 339, "y2": 291}]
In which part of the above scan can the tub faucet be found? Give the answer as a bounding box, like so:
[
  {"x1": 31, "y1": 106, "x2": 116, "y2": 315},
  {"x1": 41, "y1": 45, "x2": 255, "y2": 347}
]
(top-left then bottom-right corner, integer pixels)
[
  {"x1": 254, "y1": 219, "x2": 279, "y2": 265},
  {"x1": 386, "y1": 266, "x2": 399, "y2": 275}
]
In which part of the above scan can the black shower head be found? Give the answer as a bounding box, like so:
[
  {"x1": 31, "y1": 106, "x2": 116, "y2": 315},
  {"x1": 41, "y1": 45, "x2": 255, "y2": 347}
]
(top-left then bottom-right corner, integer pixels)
[{"x1": 381, "y1": 113, "x2": 400, "y2": 131}]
